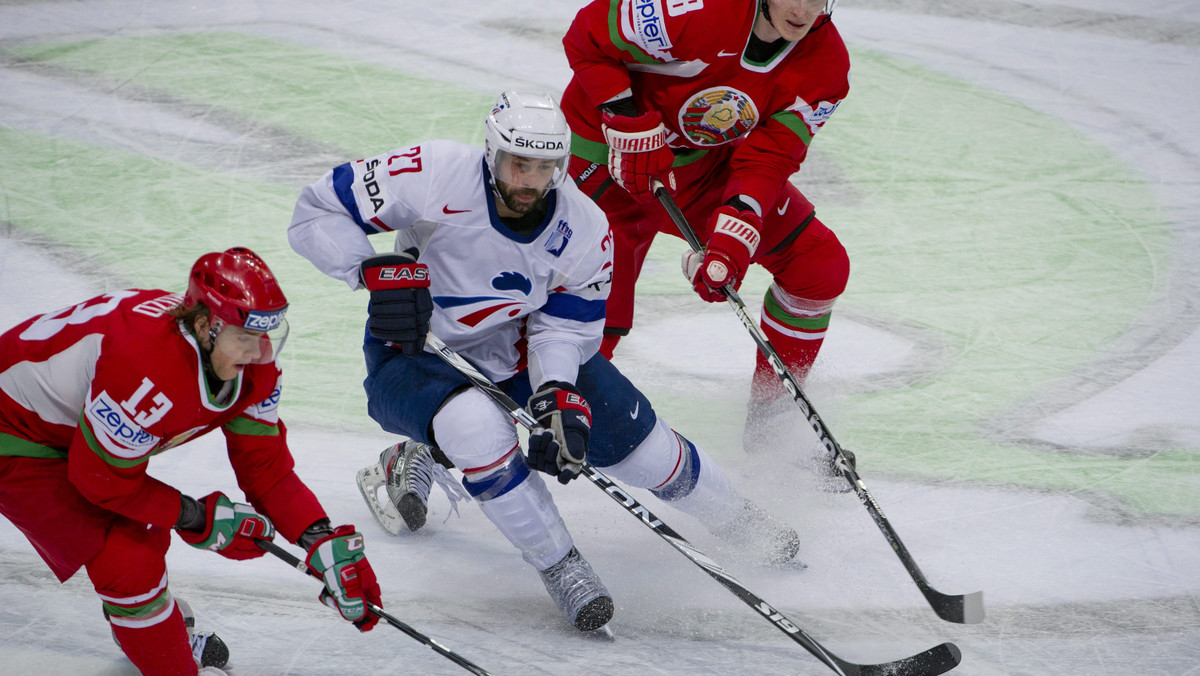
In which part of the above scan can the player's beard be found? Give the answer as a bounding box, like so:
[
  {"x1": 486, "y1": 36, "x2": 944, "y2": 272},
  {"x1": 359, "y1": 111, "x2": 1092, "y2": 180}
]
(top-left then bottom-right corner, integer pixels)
[{"x1": 497, "y1": 180, "x2": 547, "y2": 216}]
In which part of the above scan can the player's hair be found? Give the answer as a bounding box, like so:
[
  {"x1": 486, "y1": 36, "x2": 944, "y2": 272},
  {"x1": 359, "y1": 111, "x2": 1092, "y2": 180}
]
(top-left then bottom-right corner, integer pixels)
[{"x1": 167, "y1": 301, "x2": 211, "y2": 337}]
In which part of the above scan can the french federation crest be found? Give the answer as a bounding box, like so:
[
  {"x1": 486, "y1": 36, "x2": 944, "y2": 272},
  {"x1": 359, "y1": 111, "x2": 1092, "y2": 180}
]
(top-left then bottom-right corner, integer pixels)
[
  {"x1": 678, "y1": 87, "x2": 759, "y2": 146},
  {"x1": 545, "y1": 220, "x2": 573, "y2": 257}
]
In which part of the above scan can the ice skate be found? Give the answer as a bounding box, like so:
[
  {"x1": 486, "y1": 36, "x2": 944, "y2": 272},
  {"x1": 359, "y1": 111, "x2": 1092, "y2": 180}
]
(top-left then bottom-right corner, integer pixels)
[
  {"x1": 710, "y1": 499, "x2": 801, "y2": 565},
  {"x1": 384, "y1": 440, "x2": 439, "y2": 531},
  {"x1": 191, "y1": 631, "x2": 230, "y2": 671},
  {"x1": 106, "y1": 597, "x2": 229, "y2": 670},
  {"x1": 814, "y1": 446, "x2": 856, "y2": 494},
  {"x1": 744, "y1": 396, "x2": 853, "y2": 493},
  {"x1": 538, "y1": 547, "x2": 614, "y2": 631},
  {"x1": 178, "y1": 598, "x2": 230, "y2": 670},
  {"x1": 358, "y1": 440, "x2": 468, "y2": 534}
]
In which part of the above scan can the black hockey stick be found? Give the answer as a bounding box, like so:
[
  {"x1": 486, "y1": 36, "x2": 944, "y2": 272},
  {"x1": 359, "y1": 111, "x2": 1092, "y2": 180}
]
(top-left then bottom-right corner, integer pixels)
[
  {"x1": 426, "y1": 332, "x2": 961, "y2": 675},
  {"x1": 653, "y1": 181, "x2": 984, "y2": 625},
  {"x1": 257, "y1": 540, "x2": 493, "y2": 676}
]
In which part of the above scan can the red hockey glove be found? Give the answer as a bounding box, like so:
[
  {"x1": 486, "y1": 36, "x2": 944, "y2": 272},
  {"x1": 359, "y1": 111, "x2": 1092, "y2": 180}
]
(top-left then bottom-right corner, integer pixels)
[
  {"x1": 602, "y1": 111, "x2": 676, "y2": 204},
  {"x1": 305, "y1": 525, "x2": 383, "y2": 631},
  {"x1": 682, "y1": 205, "x2": 762, "y2": 302},
  {"x1": 526, "y1": 381, "x2": 592, "y2": 484},
  {"x1": 359, "y1": 252, "x2": 432, "y2": 356},
  {"x1": 177, "y1": 491, "x2": 274, "y2": 560}
]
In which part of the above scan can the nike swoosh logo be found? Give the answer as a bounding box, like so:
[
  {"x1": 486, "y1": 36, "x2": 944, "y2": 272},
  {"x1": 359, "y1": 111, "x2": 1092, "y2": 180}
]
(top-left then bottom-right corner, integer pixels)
[
  {"x1": 717, "y1": 50, "x2": 738, "y2": 58},
  {"x1": 777, "y1": 198, "x2": 790, "y2": 215},
  {"x1": 630, "y1": 401, "x2": 640, "y2": 419},
  {"x1": 442, "y1": 205, "x2": 470, "y2": 214}
]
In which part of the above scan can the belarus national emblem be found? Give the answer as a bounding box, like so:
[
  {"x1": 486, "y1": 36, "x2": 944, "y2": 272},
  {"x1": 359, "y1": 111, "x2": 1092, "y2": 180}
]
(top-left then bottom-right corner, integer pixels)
[{"x1": 678, "y1": 87, "x2": 759, "y2": 146}]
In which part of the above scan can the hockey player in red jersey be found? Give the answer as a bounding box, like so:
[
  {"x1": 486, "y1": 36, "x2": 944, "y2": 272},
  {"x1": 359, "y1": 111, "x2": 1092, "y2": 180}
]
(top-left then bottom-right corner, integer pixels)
[
  {"x1": 561, "y1": 0, "x2": 853, "y2": 478},
  {"x1": 0, "y1": 248, "x2": 383, "y2": 675}
]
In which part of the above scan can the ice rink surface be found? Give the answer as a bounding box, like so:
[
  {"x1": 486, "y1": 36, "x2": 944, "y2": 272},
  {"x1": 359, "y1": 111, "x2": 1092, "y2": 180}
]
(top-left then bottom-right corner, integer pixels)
[{"x1": 2, "y1": 1, "x2": 1199, "y2": 674}]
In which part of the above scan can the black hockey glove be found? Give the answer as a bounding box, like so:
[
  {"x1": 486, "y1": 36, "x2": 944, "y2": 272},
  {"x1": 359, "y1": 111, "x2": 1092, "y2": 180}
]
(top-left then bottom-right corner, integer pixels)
[
  {"x1": 526, "y1": 381, "x2": 592, "y2": 484},
  {"x1": 359, "y1": 252, "x2": 432, "y2": 356}
]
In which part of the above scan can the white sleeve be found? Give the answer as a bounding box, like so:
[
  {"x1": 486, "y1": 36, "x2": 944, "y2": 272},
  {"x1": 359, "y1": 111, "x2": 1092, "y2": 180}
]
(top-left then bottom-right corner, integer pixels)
[
  {"x1": 288, "y1": 171, "x2": 376, "y2": 289},
  {"x1": 288, "y1": 148, "x2": 426, "y2": 289},
  {"x1": 526, "y1": 217, "x2": 614, "y2": 389}
]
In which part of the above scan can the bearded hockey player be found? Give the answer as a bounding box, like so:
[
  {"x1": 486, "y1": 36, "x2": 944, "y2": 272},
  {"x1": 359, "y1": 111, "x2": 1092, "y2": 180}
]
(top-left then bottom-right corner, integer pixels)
[
  {"x1": 289, "y1": 90, "x2": 800, "y2": 633},
  {"x1": 0, "y1": 248, "x2": 383, "y2": 675},
  {"x1": 560, "y1": 0, "x2": 853, "y2": 480}
]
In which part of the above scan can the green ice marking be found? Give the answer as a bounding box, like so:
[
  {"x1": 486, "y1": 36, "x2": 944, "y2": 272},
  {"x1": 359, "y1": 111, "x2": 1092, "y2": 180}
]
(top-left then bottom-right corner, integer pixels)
[
  {"x1": 12, "y1": 32, "x2": 488, "y2": 154},
  {"x1": 817, "y1": 49, "x2": 1191, "y2": 517},
  {"x1": 634, "y1": 49, "x2": 1193, "y2": 517},
  {"x1": 4, "y1": 32, "x2": 491, "y2": 431},
  {"x1": 0, "y1": 126, "x2": 373, "y2": 429},
  {"x1": 3, "y1": 34, "x2": 1196, "y2": 517}
]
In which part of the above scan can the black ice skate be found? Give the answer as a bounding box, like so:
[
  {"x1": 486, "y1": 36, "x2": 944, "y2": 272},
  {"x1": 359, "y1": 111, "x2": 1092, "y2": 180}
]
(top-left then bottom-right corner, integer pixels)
[
  {"x1": 384, "y1": 440, "x2": 439, "y2": 531},
  {"x1": 744, "y1": 396, "x2": 854, "y2": 493},
  {"x1": 179, "y1": 598, "x2": 229, "y2": 671},
  {"x1": 710, "y1": 499, "x2": 802, "y2": 565},
  {"x1": 105, "y1": 597, "x2": 229, "y2": 672},
  {"x1": 358, "y1": 440, "x2": 468, "y2": 535},
  {"x1": 538, "y1": 547, "x2": 614, "y2": 631}
]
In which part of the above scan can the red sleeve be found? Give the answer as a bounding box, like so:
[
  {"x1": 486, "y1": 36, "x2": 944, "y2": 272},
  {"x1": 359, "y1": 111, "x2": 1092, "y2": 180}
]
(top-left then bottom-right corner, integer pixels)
[
  {"x1": 225, "y1": 420, "x2": 327, "y2": 544},
  {"x1": 563, "y1": 0, "x2": 638, "y2": 112}
]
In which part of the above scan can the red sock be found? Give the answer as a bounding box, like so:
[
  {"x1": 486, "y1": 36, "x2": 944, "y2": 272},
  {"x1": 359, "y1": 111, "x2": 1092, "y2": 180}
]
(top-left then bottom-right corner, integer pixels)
[
  {"x1": 751, "y1": 292, "x2": 831, "y2": 400},
  {"x1": 109, "y1": 603, "x2": 197, "y2": 676}
]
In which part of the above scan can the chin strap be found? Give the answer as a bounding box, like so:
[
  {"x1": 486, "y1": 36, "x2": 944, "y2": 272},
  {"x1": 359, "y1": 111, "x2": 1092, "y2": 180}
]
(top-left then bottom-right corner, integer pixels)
[
  {"x1": 201, "y1": 325, "x2": 220, "y2": 377},
  {"x1": 186, "y1": 317, "x2": 227, "y2": 393}
]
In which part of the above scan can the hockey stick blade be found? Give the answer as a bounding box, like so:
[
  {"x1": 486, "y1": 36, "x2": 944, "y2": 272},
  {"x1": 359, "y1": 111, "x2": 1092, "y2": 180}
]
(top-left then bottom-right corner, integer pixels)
[
  {"x1": 356, "y1": 462, "x2": 407, "y2": 536},
  {"x1": 923, "y1": 584, "x2": 985, "y2": 625},
  {"x1": 426, "y1": 332, "x2": 962, "y2": 675},
  {"x1": 843, "y1": 642, "x2": 962, "y2": 676},
  {"x1": 257, "y1": 540, "x2": 493, "y2": 676},
  {"x1": 653, "y1": 183, "x2": 984, "y2": 625},
  {"x1": 584, "y1": 466, "x2": 961, "y2": 676}
]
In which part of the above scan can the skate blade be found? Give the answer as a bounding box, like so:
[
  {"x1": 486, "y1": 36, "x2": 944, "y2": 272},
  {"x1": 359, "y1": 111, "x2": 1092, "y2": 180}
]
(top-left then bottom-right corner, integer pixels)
[{"x1": 356, "y1": 463, "x2": 406, "y2": 536}]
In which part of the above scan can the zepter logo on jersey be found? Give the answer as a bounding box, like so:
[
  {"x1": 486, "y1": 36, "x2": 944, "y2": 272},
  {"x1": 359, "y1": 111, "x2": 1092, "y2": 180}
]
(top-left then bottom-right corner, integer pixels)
[
  {"x1": 86, "y1": 391, "x2": 161, "y2": 459},
  {"x1": 788, "y1": 96, "x2": 841, "y2": 136},
  {"x1": 629, "y1": 0, "x2": 673, "y2": 56},
  {"x1": 240, "y1": 384, "x2": 283, "y2": 425},
  {"x1": 678, "y1": 87, "x2": 759, "y2": 146}
]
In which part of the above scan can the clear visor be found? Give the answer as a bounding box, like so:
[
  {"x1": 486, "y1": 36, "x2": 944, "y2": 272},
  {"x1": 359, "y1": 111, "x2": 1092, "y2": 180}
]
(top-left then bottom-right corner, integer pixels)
[
  {"x1": 212, "y1": 319, "x2": 289, "y2": 365},
  {"x1": 494, "y1": 149, "x2": 569, "y2": 191}
]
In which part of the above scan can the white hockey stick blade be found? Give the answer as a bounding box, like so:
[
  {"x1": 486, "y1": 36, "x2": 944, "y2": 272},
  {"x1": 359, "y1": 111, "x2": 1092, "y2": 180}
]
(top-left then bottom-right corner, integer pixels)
[{"x1": 356, "y1": 462, "x2": 406, "y2": 536}]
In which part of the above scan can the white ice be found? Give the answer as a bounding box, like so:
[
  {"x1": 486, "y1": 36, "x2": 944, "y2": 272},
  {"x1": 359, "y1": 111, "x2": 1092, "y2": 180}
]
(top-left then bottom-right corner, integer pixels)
[{"x1": 2, "y1": 1, "x2": 1199, "y2": 674}]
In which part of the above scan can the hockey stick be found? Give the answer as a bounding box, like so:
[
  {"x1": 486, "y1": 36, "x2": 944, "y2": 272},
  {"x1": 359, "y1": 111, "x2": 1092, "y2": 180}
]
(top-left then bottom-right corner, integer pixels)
[
  {"x1": 426, "y1": 332, "x2": 961, "y2": 675},
  {"x1": 653, "y1": 182, "x2": 984, "y2": 625},
  {"x1": 257, "y1": 540, "x2": 493, "y2": 676}
]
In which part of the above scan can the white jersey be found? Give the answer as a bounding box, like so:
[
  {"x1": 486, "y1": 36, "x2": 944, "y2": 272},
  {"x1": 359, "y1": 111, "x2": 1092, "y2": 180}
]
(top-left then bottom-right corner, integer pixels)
[{"x1": 289, "y1": 139, "x2": 614, "y2": 386}]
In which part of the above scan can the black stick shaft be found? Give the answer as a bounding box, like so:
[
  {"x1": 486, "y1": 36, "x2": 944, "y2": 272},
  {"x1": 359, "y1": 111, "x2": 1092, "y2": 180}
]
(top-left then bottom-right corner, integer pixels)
[
  {"x1": 426, "y1": 333, "x2": 961, "y2": 675},
  {"x1": 654, "y1": 182, "x2": 983, "y2": 624},
  {"x1": 258, "y1": 540, "x2": 493, "y2": 676}
]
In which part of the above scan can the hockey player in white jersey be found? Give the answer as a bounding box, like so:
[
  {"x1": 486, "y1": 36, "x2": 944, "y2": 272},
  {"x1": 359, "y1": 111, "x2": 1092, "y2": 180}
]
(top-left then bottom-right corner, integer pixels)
[{"x1": 289, "y1": 90, "x2": 799, "y2": 632}]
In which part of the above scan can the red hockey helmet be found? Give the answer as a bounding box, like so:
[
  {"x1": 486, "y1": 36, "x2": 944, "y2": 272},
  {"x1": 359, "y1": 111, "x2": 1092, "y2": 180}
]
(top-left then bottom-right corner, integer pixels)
[
  {"x1": 185, "y1": 247, "x2": 288, "y2": 330},
  {"x1": 185, "y1": 247, "x2": 289, "y2": 365}
]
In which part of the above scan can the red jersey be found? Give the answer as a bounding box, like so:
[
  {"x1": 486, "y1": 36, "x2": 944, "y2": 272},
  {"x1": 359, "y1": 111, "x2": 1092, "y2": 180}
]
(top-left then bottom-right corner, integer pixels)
[
  {"x1": 562, "y1": 0, "x2": 850, "y2": 212},
  {"x1": 0, "y1": 289, "x2": 325, "y2": 541}
]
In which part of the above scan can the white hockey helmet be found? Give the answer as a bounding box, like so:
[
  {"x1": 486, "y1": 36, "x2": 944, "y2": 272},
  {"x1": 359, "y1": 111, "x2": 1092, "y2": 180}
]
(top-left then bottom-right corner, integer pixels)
[{"x1": 484, "y1": 90, "x2": 572, "y2": 191}]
